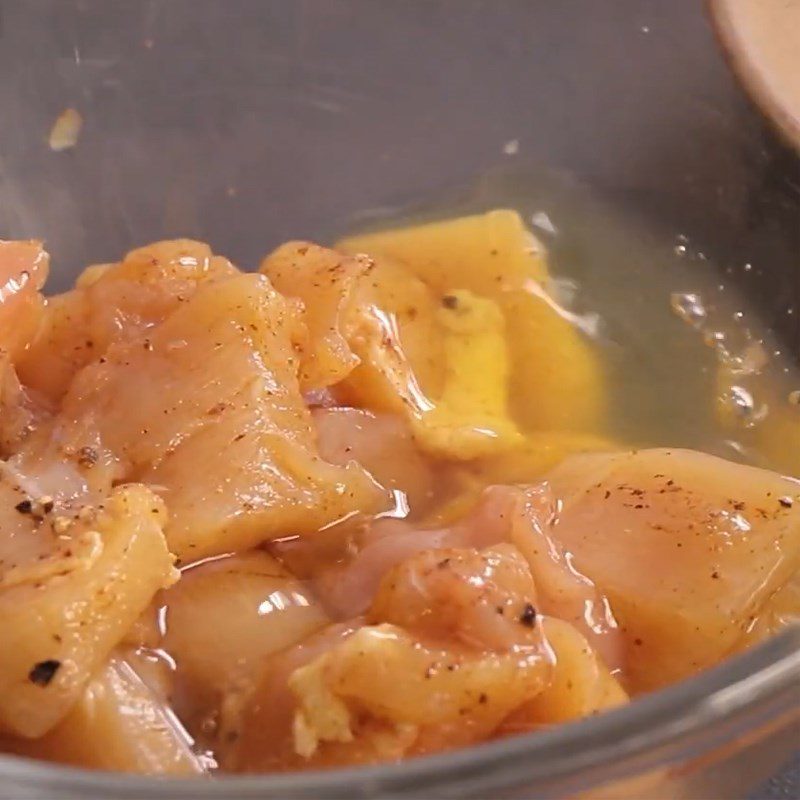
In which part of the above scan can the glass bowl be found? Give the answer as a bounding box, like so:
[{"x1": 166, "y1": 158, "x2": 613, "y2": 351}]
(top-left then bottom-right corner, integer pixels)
[{"x1": 0, "y1": 2, "x2": 798, "y2": 797}]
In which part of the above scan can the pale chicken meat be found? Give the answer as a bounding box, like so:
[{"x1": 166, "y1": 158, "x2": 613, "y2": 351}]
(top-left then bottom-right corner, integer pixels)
[
  {"x1": 0, "y1": 357, "x2": 49, "y2": 457},
  {"x1": 545, "y1": 448, "x2": 800, "y2": 690},
  {"x1": 1, "y1": 656, "x2": 205, "y2": 774},
  {"x1": 0, "y1": 240, "x2": 49, "y2": 364},
  {"x1": 0, "y1": 217, "x2": 796, "y2": 780},
  {"x1": 500, "y1": 617, "x2": 628, "y2": 731},
  {"x1": 312, "y1": 406, "x2": 440, "y2": 514},
  {"x1": 280, "y1": 484, "x2": 622, "y2": 670},
  {"x1": 0, "y1": 483, "x2": 176, "y2": 737},
  {"x1": 17, "y1": 240, "x2": 237, "y2": 403},
  {"x1": 262, "y1": 241, "x2": 443, "y2": 399},
  {"x1": 262, "y1": 241, "x2": 524, "y2": 460},
  {"x1": 51, "y1": 272, "x2": 386, "y2": 559},
  {"x1": 161, "y1": 551, "x2": 329, "y2": 735},
  {"x1": 229, "y1": 546, "x2": 562, "y2": 770},
  {"x1": 273, "y1": 485, "x2": 528, "y2": 619}
]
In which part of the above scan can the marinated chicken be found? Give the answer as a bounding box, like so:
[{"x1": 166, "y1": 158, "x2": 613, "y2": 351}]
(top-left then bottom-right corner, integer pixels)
[{"x1": 0, "y1": 210, "x2": 797, "y2": 776}]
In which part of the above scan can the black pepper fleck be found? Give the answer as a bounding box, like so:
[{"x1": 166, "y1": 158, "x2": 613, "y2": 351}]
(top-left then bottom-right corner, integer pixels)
[
  {"x1": 519, "y1": 603, "x2": 537, "y2": 627},
  {"x1": 77, "y1": 446, "x2": 98, "y2": 467},
  {"x1": 441, "y1": 295, "x2": 459, "y2": 310},
  {"x1": 29, "y1": 660, "x2": 61, "y2": 686}
]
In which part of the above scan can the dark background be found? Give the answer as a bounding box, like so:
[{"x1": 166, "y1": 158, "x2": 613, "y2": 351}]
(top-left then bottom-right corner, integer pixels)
[{"x1": 0, "y1": 1, "x2": 798, "y2": 795}]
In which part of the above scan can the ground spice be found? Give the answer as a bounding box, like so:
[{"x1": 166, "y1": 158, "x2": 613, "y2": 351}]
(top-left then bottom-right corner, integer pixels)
[{"x1": 28, "y1": 660, "x2": 61, "y2": 686}]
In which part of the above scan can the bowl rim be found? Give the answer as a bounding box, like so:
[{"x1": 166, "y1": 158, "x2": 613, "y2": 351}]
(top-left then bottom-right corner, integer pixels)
[{"x1": 1, "y1": 626, "x2": 798, "y2": 798}]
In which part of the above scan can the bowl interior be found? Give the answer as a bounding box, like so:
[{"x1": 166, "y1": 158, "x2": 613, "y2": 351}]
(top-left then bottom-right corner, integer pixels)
[
  {"x1": 0, "y1": 0, "x2": 797, "y2": 359},
  {"x1": 0, "y1": 1, "x2": 798, "y2": 797}
]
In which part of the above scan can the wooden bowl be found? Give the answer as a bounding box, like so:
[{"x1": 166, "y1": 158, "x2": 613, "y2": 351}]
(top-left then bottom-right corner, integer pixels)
[{"x1": 709, "y1": 0, "x2": 800, "y2": 148}]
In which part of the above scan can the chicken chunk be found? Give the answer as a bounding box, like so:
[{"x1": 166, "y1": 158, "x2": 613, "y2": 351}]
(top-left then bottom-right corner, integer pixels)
[
  {"x1": 1, "y1": 656, "x2": 205, "y2": 775},
  {"x1": 501, "y1": 617, "x2": 628, "y2": 731},
  {"x1": 262, "y1": 241, "x2": 442, "y2": 398},
  {"x1": 162, "y1": 551, "x2": 328, "y2": 729},
  {"x1": 0, "y1": 357, "x2": 50, "y2": 457},
  {"x1": 277, "y1": 484, "x2": 528, "y2": 619},
  {"x1": 338, "y1": 210, "x2": 606, "y2": 432},
  {"x1": 229, "y1": 546, "x2": 553, "y2": 771},
  {"x1": 285, "y1": 484, "x2": 621, "y2": 670},
  {"x1": 313, "y1": 407, "x2": 438, "y2": 514},
  {"x1": 545, "y1": 448, "x2": 800, "y2": 690},
  {"x1": 0, "y1": 240, "x2": 49, "y2": 363},
  {"x1": 53, "y1": 273, "x2": 386, "y2": 559},
  {"x1": 263, "y1": 242, "x2": 522, "y2": 460},
  {"x1": 0, "y1": 484, "x2": 176, "y2": 737},
  {"x1": 17, "y1": 239, "x2": 238, "y2": 403}
]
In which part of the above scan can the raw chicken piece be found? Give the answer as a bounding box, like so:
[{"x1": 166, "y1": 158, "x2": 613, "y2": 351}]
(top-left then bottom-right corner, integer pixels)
[
  {"x1": 17, "y1": 240, "x2": 238, "y2": 403},
  {"x1": 0, "y1": 372, "x2": 117, "y2": 585},
  {"x1": 0, "y1": 484, "x2": 176, "y2": 737},
  {"x1": 338, "y1": 210, "x2": 606, "y2": 432},
  {"x1": 259, "y1": 243, "x2": 366, "y2": 391},
  {"x1": 0, "y1": 477, "x2": 72, "y2": 582},
  {"x1": 504, "y1": 486, "x2": 622, "y2": 670},
  {"x1": 501, "y1": 617, "x2": 628, "y2": 731},
  {"x1": 162, "y1": 551, "x2": 328, "y2": 730},
  {"x1": 368, "y1": 544, "x2": 543, "y2": 649},
  {"x1": 0, "y1": 357, "x2": 50, "y2": 456},
  {"x1": 738, "y1": 575, "x2": 800, "y2": 647},
  {"x1": 262, "y1": 241, "x2": 443, "y2": 397},
  {"x1": 1, "y1": 656, "x2": 205, "y2": 775},
  {"x1": 545, "y1": 448, "x2": 800, "y2": 690},
  {"x1": 313, "y1": 407, "x2": 437, "y2": 514},
  {"x1": 220, "y1": 623, "x2": 362, "y2": 770},
  {"x1": 276, "y1": 484, "x2": 526, "y2": 619},
  {"x1": 285, "y1": 484, "x2": 621, "y2": 669},
  {"x1": 263, "y1": 242, "x2": 522, "y2": 460},
  {"x1": 288, "y1": 623, "x2": 547, "y2": 760},
  {"x1": 0, "y1": 240, "x2": 49, "y2": 362},
  {"x1": 229, "y1": 546, "x2": 553, "y2": 771},
  {"x1": 54, "y1": 272, "x2": 386, "y2": 560}
]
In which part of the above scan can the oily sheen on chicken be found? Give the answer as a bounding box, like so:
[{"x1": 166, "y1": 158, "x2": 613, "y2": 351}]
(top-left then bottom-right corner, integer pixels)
[{"x1": 0, "y1": 211, "x2": 797, "y2": 776}]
